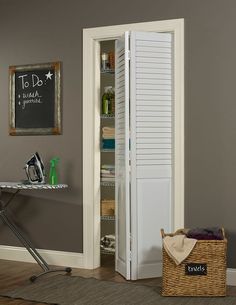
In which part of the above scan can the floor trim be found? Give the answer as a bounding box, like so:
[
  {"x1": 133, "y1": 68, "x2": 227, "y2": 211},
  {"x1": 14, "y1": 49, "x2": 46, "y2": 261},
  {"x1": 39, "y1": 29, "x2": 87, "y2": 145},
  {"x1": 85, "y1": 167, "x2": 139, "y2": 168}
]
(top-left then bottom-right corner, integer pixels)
[
  {"x1": 0, "y1": 245, "x2": 235, "y2": 286},
  {"x1": 0, "y1": 245, "x2": 84, "y2": 268},
  {"x1": 227, "y1": 268, "x2": 236, "y2": 286}
]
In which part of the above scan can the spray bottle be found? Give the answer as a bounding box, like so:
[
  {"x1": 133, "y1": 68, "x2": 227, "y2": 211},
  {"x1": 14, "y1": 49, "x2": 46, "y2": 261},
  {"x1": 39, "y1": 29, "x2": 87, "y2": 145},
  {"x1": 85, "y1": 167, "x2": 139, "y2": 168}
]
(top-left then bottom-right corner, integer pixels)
[{"x1": 49, "y1": 157, "x2": 59, "y2": 185}]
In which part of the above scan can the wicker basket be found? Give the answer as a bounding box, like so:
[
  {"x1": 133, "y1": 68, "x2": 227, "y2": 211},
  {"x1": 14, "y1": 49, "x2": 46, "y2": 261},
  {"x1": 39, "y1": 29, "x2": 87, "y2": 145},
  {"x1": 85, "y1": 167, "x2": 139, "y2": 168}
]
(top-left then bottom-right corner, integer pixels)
[
  {"x1": 101, "y1": 200, "x2": 115, "y2": 216},
  {"x1": 161, "y1": 228, "x2": 227, "y2": 296}
]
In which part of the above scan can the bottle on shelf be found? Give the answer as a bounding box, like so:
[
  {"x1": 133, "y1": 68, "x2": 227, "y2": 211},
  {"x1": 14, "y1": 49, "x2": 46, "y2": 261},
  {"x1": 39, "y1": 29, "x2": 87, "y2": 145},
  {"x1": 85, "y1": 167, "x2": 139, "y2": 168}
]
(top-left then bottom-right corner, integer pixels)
[
  {"x1": 108, "y1": 51, "x2": 115, "y2": 70},
  {"x1": 102, "y1": 86, "x2": 115, "y2": 115},
  {"x1": 101, "y1": 52, "x2": 109, "y2": 71},
  {"x1": 111, "y1": 86, "x2": 115, "y2": 114}
]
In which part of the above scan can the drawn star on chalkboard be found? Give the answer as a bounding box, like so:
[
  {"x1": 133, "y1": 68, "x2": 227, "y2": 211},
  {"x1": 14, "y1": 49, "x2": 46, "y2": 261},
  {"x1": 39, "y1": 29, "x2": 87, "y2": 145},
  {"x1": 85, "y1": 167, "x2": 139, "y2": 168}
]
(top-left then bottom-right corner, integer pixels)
[{"x1": 45, "y1": 71, "x2": 53, "y2": 80}]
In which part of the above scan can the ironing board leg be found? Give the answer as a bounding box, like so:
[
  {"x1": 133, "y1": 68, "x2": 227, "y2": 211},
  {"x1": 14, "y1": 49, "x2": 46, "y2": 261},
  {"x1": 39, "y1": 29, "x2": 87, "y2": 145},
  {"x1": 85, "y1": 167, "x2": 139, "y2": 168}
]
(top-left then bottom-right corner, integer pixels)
[
  {"x1": 29, "y1": 267, "x2": 72, "y2": 282},
  {"x1": 0, "y1": 210, "x2": 72, "y2": 281}
]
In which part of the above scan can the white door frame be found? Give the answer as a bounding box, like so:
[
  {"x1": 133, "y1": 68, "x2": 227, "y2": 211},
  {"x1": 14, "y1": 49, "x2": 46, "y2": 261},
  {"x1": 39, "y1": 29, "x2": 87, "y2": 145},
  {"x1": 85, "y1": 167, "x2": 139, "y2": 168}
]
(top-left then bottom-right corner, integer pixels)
[{"x1": 83, "y1": 19, "x2": 184, "y2": 269}]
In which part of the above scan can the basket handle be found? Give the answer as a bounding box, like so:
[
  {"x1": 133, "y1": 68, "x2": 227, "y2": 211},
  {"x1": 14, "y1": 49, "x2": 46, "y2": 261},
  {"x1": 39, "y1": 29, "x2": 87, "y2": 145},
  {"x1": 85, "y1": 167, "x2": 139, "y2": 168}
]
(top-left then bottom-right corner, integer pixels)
[
  {"x1": 160, "y1": 228, "x2": 165, "y2": 239},
  {"x1": 161, "y1": 229, "x2": 179, "y2": 238},
  {"x1": 221, "y1": 228, "x2": 225, "y2": 239}
]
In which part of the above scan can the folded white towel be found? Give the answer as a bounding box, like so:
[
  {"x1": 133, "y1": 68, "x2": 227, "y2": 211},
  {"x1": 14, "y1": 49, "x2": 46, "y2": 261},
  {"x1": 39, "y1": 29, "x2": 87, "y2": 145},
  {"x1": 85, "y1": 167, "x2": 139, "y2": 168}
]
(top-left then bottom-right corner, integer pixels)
[
  {"x1": 163, "y1": 235, "x2": 197, "y2": 265},
  {"x1": 102, "y1": 127, "x2": 115, "y2": 134}
]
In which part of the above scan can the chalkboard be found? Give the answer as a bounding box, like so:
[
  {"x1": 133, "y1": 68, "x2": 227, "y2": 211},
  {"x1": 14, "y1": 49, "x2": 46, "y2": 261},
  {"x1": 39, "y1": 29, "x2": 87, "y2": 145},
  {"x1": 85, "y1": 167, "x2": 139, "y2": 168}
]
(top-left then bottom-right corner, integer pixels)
[{"x1": 9, "y1": 62, "x2": 61, "y2": 135}]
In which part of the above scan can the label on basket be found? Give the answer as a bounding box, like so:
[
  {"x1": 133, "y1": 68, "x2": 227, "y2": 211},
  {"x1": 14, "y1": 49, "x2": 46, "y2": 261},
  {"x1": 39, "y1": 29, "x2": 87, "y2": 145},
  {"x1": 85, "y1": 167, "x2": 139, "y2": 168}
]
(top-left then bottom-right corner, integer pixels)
[{"x1": 185, "y1": 263, "x2": 207, "y2": 276}]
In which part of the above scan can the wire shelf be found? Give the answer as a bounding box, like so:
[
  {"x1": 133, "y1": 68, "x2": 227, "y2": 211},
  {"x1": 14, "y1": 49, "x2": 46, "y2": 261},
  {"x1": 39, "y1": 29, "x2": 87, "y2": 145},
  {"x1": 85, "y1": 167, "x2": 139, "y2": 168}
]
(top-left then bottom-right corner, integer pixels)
[
  {"x1": 100, "y1": 181, "x2": 115, "y2": 187},
  {"x1": 101, "y1": 68, "x2": 115, "y2": 74},
  {"x1": 101, "y1": 248, "x2": 115, "y2": 255},
  {"x1": 101, "y1": 149, "x2": 115, "y2": 152},
  {"x1": 100, "y1": 114, "x2": 115, "y2": 119},
  {"x1": 101, "y1": 215, "x2": 115, "y2": 221}
]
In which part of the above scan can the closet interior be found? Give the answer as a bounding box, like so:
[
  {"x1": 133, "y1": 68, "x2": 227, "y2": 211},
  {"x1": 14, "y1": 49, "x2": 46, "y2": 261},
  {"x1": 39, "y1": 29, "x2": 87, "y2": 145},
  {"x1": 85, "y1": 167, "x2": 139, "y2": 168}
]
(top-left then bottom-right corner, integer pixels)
[{"x1": 100, "y1": 40, "x2": 116, "y2": 267}]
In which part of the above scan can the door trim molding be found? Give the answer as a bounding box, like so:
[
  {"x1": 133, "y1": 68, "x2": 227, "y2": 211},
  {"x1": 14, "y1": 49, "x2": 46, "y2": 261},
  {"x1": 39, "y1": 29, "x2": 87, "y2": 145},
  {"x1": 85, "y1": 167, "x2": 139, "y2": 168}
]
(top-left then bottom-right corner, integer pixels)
[{"x1": 83, "y1": 19, "x2": 184, "y2": 269}]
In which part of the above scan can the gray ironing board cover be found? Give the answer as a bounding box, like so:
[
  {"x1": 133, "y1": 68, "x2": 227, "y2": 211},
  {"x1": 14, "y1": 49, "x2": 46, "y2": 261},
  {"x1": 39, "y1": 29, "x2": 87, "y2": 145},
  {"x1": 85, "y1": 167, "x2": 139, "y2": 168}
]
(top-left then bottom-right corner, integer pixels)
[{"x1": 0, "y1": 182, "x2": 68, "y2": 189}]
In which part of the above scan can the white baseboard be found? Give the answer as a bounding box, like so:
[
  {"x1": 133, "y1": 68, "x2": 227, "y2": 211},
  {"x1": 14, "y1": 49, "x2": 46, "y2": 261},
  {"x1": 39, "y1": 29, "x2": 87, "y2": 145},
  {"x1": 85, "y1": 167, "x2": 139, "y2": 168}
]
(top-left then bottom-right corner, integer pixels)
[
  {"x1": 0, "y1": 245, "x2": 236, "y2": 285},
  {"x1": 227, "y1": 268, "x2": 236, "y2": 286},
  {"x1": 0, "y1": 245, "x2": 84, "y2": 269}
]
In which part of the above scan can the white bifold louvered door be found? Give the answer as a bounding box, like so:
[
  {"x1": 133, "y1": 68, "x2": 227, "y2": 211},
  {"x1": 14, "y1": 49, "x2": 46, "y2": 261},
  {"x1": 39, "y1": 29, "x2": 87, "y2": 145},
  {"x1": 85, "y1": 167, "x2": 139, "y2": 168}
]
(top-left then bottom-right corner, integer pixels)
[
  {"x1": 115, "y1": 32, "x2": 131, "y2": 280},
  {"x1": 130, "y1": 31, "x2": 173, "y2": 279},
  {"x1": 115, "y1": 31, "x2": 173, "y2": 280}
]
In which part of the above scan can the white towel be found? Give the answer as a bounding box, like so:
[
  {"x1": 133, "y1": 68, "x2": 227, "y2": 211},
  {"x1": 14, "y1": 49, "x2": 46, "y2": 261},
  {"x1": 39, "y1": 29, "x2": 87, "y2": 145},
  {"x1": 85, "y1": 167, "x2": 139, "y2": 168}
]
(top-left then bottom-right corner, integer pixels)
[
  {"x1": 102, "y1": 127, "x2": 115, "y2": 135},
  {"x1": 163, "y1": 235, "x2": 197, "y2": 265}
]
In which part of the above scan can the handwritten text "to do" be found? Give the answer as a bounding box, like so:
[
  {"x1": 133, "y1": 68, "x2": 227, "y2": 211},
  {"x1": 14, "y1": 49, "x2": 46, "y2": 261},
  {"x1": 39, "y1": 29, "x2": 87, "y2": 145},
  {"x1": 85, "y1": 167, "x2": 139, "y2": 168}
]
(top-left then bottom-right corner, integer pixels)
[{"x1": 18, "y1": 74, "x2": 45, "y2": 89}]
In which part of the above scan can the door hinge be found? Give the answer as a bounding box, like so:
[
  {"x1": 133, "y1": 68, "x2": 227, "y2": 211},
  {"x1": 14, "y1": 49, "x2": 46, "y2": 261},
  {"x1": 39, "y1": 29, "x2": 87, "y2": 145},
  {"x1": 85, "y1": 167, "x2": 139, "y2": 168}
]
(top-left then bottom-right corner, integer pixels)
[
  {"x1": 129, "y1": 233, "x2": 132, "y2": 261},
  {"x1": 127, "y1": 50, "x2": 131, "y2": 60}
]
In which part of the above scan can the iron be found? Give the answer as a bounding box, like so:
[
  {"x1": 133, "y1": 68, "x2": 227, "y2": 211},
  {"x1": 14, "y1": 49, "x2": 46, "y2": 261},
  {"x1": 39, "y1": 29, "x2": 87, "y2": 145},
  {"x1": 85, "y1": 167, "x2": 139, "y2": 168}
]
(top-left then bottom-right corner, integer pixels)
[{"x1": 24, "y1": 152, "x2": 45, "y2": 184}]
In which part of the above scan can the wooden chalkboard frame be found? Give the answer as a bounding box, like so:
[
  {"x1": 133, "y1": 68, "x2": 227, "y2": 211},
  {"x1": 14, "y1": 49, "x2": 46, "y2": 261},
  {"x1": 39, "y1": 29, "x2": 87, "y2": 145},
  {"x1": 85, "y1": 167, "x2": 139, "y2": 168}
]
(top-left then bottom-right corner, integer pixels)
[{"x1": 9, "y1": 62, "x2": 61, "y2": 135}]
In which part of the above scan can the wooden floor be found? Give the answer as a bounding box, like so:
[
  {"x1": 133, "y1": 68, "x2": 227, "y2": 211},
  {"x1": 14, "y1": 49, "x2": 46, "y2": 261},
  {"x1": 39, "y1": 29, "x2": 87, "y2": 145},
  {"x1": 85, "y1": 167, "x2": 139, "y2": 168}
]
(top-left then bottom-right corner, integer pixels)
[
  {"x1": 0, "y1": 256, "x2": 235, "y2": 304},
  {"x1": 0, "y1": 255, "x2": 160, "y2": 305}
]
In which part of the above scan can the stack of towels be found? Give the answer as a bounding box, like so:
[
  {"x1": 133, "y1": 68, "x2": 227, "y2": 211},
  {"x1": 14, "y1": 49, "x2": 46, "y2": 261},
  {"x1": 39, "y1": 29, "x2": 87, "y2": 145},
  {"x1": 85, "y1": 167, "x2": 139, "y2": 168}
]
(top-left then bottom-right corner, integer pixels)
[
  {"x1": 102, "y1": 127, "x2": 115, "y2": 149},
  {"x1": 101, "y1": 164, "x2": 115, "y2": 182}
]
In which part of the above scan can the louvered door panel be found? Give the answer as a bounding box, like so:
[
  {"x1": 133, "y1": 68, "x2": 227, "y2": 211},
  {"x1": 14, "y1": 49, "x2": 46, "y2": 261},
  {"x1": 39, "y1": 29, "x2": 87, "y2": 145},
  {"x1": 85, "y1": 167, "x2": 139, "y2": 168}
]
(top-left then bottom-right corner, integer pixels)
[
  {"x1": 115, "y1": 32, "x2": 131, "y2": 280},
  {"x1": 133, "y1": 32, "x2": 172, "y2": 168},
  {"x1": 130, "y1": 31, "x2": 173, "y2": 279}
]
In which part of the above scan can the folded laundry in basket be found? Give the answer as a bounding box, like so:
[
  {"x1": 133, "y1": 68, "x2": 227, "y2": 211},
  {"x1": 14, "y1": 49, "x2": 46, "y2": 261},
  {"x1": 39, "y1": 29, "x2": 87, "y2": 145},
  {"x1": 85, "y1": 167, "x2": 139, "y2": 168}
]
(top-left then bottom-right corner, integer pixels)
[
  {"x1": 163, "y1": 235, "x2": 197, "y2": 265},
  {"x1": 186, "y1": 227, "x2": 224, "y2": 240}
]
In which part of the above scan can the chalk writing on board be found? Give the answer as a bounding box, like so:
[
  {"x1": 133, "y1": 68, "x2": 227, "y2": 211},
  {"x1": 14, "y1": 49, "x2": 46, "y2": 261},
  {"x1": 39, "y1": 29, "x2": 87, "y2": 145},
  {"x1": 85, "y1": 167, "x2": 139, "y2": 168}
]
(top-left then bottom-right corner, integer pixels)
[
  {"x1": 9, "y1": 62, "x2": 61, "y2": 135},
  {"x1": 16, "y1": 71, "x2": 54, "y2": 110}
]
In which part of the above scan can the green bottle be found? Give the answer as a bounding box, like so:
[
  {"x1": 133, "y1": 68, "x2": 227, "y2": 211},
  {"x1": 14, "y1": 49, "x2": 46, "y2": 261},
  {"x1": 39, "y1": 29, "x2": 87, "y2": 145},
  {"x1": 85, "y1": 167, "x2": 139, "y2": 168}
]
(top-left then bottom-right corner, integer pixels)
[
  {"x1": 49, "y1": 157, "x2": 59, "y2": 185},
  {"x1": 102, "y1": 86, "x2": 112, "y2": 115}
]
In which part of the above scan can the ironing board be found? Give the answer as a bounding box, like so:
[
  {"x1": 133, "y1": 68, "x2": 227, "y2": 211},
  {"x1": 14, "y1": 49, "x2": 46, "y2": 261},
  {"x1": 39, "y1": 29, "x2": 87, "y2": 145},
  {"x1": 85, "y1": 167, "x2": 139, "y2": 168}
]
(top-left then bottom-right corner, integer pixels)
[{"x1": 0, "y1": 182, "x2": 72, "y2": 282}]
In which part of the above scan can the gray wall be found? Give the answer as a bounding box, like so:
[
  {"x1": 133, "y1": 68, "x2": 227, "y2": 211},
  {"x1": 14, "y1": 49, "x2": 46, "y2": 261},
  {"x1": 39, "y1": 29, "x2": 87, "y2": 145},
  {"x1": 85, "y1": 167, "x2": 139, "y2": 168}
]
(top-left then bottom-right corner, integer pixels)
[{"x1": 0, "y1": 0, "x2": 236, "y2": 266}]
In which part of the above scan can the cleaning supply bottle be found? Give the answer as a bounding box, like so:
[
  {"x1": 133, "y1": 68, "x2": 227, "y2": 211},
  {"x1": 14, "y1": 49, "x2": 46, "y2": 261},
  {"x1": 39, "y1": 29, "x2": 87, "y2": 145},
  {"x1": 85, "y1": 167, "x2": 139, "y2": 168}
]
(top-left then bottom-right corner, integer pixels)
[
  {"x1": 102, "y1": 86, "x2": 112, "y2": 115},
  {"x1": 49, "y1": 157, "x2": 59, "y2": 185}
]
